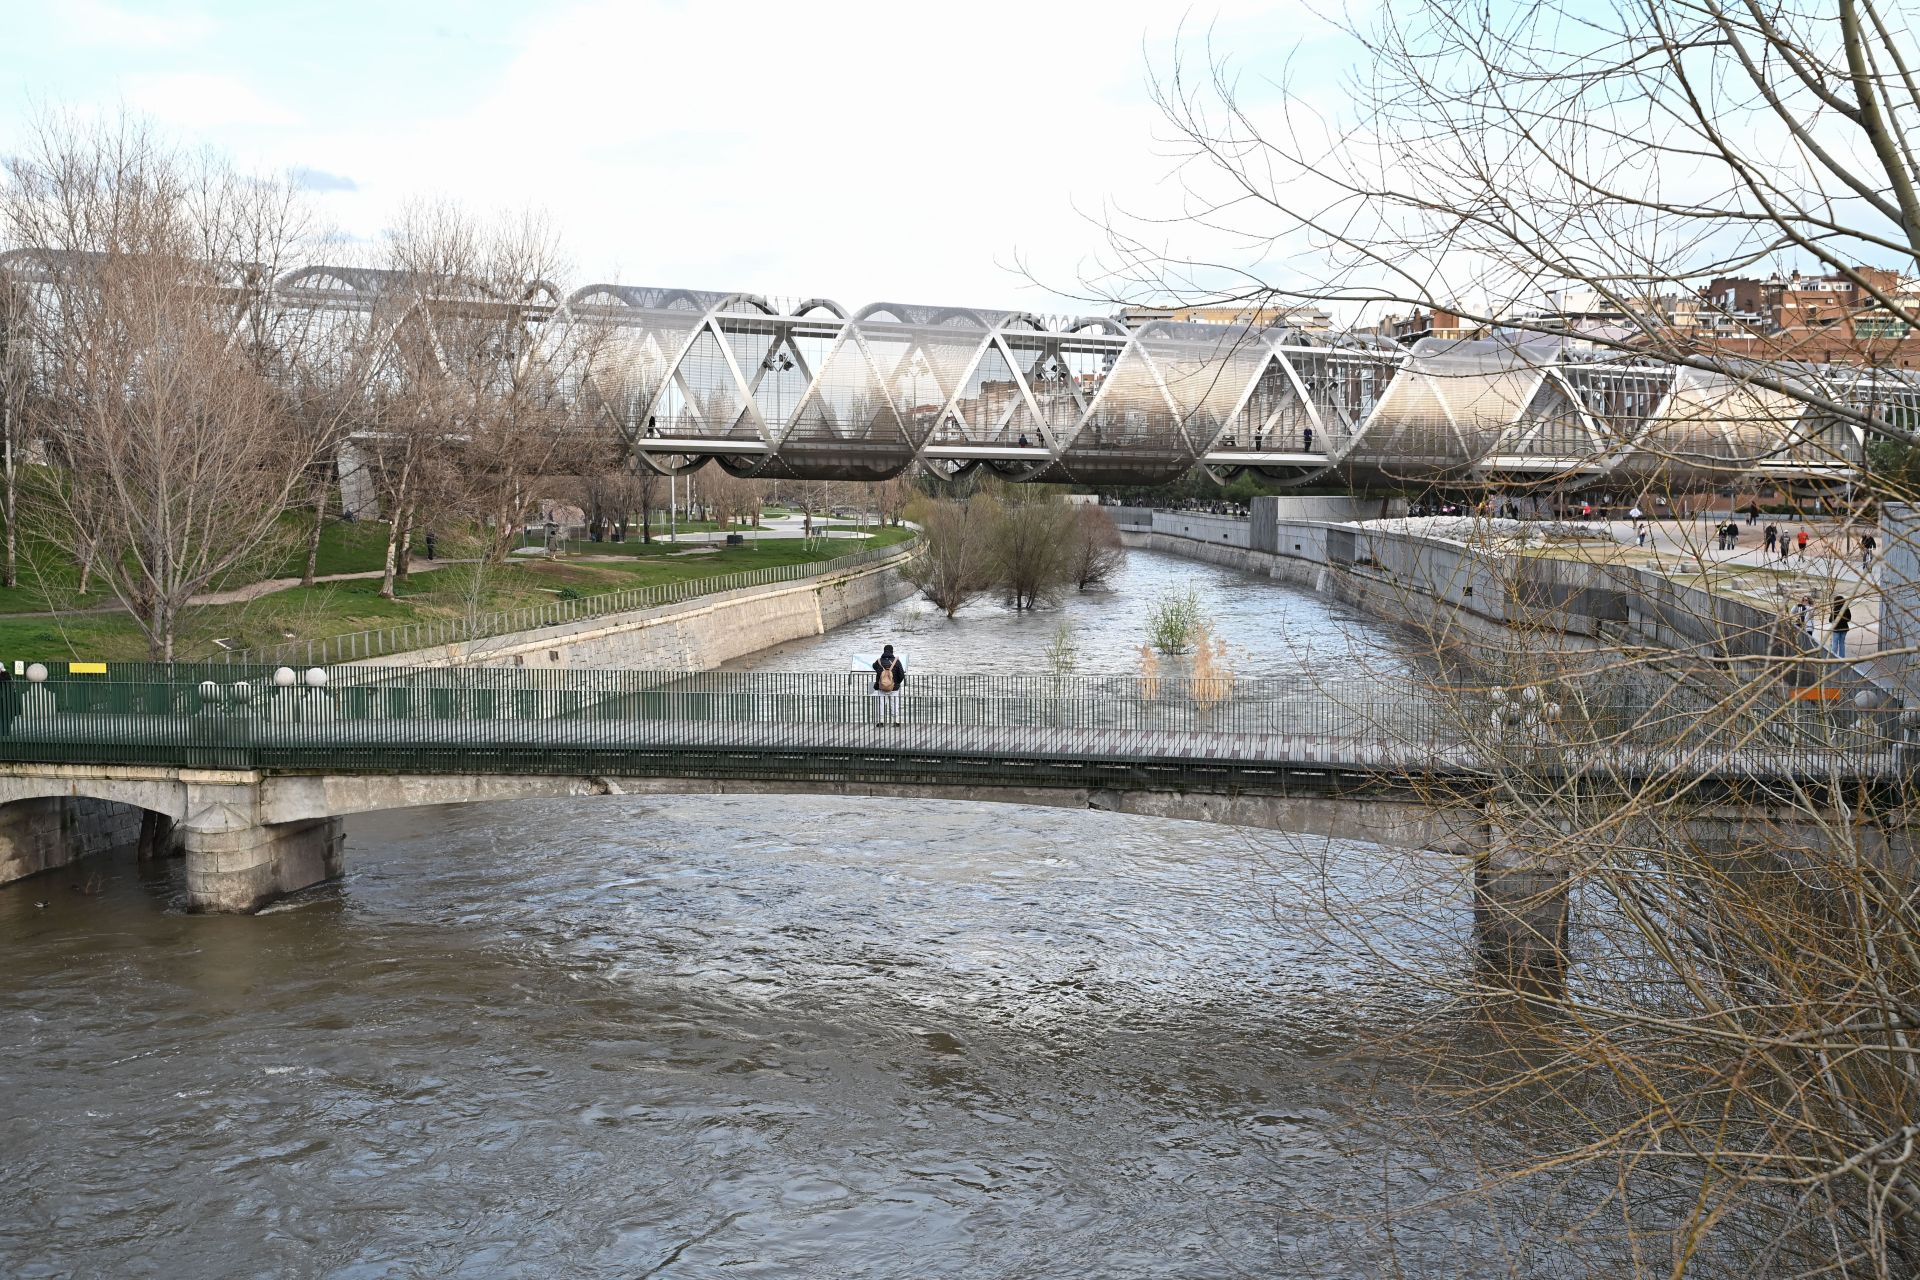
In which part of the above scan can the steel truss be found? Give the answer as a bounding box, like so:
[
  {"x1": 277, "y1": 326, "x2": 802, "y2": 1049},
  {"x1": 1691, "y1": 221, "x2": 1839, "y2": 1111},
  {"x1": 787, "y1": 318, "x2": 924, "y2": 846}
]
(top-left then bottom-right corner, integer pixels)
[{"x1": 0, "y1": 250, "x2": 1886, "y2": 487}]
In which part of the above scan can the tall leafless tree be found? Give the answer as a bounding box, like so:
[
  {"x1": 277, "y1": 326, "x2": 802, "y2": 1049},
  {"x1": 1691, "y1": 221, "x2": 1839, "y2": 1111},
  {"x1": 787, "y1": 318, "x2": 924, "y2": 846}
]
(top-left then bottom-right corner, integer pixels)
[{"x1": 1, "y1": 115, "x2": 321, "y2": 659}]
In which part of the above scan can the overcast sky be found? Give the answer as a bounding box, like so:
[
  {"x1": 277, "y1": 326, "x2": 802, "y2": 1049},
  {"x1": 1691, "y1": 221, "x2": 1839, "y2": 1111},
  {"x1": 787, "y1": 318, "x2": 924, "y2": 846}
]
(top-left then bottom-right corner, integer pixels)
[{"x1": 0, "y1": 0, "x2": 1343, "y2": 315}]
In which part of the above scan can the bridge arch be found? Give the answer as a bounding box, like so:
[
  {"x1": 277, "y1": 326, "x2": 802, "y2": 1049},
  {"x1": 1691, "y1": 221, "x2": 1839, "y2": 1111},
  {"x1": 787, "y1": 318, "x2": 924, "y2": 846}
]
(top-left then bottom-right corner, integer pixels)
[{"x1": 0, "y1": 770, "x2": 188, "y2": 822}]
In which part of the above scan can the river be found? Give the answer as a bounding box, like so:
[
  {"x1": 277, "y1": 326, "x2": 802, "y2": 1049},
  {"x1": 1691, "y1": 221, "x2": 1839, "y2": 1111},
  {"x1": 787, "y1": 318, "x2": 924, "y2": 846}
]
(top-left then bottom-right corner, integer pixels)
[{"x1": 1, "y1": 549, "x2": 1602, "y2": 1277}]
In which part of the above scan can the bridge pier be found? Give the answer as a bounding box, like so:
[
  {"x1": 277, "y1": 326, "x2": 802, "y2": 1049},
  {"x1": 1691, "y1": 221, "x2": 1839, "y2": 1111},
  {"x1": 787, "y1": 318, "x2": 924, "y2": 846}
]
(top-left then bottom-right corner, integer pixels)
[
  {"x1": 1474, "y1": 809, "x2": 1571, "y2": 990},
  {"x1": 180, "y1": 776, "x2": 343, "y2": 913}
]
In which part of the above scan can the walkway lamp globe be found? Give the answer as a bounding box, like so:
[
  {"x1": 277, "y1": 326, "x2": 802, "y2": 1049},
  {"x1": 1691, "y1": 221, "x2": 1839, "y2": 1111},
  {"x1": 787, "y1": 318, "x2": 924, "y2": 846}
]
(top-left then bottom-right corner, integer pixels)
[
  {"x1": 197, "y1": 680, "x2": 220, "y2": 702},
  {"x1": 24, "y1": 663, "x2": 46, "y2": 683},
  {"x1": 229, "y1": 681, "x2": 253, "y2": 704},
  {"x1": 305, "y1": 668, "x2": 329, "y2": 688},
  {"x1": 273, "y1": 667, "x2": 297, "y2": 688}
]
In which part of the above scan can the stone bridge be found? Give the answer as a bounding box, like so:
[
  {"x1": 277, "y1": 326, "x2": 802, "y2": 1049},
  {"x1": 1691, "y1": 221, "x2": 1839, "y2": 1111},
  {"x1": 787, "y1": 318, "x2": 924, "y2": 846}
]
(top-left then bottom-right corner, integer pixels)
[{"x1": 0, "y1": 663, "x2": 1902, "y2": 978}]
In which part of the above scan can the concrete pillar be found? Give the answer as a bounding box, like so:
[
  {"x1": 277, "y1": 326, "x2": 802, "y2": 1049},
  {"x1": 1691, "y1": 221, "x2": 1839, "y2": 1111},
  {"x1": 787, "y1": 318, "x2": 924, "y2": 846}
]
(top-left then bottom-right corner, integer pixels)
[
  {"x1": 1474, "y1": 808, "x2": 1570, "y2": 990},
  {"x1": 180, "y1": 775, "x2": 343, "y2": 913}
]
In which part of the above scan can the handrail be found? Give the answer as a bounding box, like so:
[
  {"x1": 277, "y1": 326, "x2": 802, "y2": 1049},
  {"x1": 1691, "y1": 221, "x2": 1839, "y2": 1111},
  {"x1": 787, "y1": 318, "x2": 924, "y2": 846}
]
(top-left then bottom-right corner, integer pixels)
[
  {"x1": 0, "y1": 667, "x2": 1903, "y2": 783},
  {"x1": 216, "y1": 537, "x2": 915, "y2": 668}
]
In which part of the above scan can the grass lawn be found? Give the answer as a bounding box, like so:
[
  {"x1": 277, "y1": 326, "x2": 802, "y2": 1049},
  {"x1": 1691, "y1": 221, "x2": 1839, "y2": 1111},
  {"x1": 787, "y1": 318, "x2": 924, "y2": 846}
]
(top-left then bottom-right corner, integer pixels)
[
  {"x1": 0, "y1": 513, "x2": 404, "y2": 617},
  {"x1": 0, "y1": 526, "x2": 912, "y2": 662},
  {"x1": 263, "y1": 515, "x2": 400, "y2": 579}
]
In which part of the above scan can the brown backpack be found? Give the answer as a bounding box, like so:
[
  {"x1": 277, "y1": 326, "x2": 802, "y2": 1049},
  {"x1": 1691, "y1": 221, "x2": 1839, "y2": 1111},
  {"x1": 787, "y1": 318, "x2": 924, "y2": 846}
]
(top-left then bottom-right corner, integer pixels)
[{"x1": 877, "y1": 661, "x2": 897, "y2": 692}]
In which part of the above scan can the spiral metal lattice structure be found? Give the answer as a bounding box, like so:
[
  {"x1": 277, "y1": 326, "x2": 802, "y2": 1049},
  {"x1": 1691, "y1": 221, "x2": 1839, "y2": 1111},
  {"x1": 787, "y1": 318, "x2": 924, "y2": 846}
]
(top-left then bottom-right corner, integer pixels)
[{"x1": 1, "y1": 250, "x2": 1895, "y2": 489}]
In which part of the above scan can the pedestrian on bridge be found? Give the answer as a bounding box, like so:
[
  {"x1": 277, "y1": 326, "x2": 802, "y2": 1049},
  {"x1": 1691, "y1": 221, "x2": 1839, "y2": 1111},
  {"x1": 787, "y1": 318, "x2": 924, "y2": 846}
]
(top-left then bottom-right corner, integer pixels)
[{"x1": 872, "y1": 644, "x2": 906, "y2": 726}]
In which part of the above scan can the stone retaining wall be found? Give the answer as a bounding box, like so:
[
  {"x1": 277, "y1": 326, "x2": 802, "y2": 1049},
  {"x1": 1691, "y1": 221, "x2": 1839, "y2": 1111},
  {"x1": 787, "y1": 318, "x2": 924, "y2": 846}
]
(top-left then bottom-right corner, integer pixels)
[
  {"x1": 1128, "y1": 511, "x2": 1793, "y2": 662},
  {"x1": 359, "y1": 549, "x2": 916, "y2": 671}
]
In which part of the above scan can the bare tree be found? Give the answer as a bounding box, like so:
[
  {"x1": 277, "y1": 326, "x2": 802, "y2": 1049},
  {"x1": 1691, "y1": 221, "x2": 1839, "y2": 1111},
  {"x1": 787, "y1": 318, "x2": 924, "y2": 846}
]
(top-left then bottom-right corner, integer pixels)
[
  {"x1": 701, "y1": 467, "x2": 763, "y2": 530},
  {"x1": 1101, "y1": 6, "x2": 1920, "y2": 1271},
  {"x1": 1, "y1": 115, "x2": 319, "y2": 659},
  {"x1": 1065, "y1": 503, "x2": 1126, "y2": 589},
  {"x1": 0, "y1": 266, "x2": 25, "y2": 590},
  {"x1": 992, "y1": 495, "x2": 1075, "y2": 610},
  {"x1": 901, "y1": 496, "x2": 996, "y2": 617},
  {"x1": 1125, "y1": 1, "x2": 1920, "y2": 444}
]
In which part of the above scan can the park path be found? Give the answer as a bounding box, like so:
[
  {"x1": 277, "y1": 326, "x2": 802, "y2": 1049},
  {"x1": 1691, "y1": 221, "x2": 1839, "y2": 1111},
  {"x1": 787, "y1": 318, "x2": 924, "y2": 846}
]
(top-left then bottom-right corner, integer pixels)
[{"x1": 0, "y1": 561, "x2": 477, "y2": 618}]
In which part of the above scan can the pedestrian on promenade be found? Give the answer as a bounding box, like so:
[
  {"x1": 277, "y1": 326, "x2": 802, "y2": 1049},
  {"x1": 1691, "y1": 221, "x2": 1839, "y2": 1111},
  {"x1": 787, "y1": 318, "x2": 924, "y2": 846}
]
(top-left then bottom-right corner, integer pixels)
[
  {"x1": 1796, "y1": 527, "x2": 1810, "y2": 559},
  {"x1": 1793, "y1": 595, "x2": 1813, "y2": 643},
  {"x1": 1636, "y1": 521, "x2": 1648, "y2": 547},
  {"x1": 1862, "y1": 531, "x2": 1876, "y2": 571},
  {"x1": 1763, "y1": 524, "x2": 1778, "y2": 554},
  {"x1": 871, "y1": 643, "x2": 906, "y2": 727},
  {"x1": 1829, "y1": 596, "x2": 1852, "y2": 659},
  {"x1": 425, "y1": 531, "x2": 437, "y2": 560},
  {"x1": 1747, "y1": 502, "x2": 1760, "y2": 526}
]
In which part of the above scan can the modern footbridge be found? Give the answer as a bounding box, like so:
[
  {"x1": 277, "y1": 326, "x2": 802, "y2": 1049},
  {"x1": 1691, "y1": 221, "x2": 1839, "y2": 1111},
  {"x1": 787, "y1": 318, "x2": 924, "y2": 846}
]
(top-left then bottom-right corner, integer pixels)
[{"x1": 0, "y1": 250, "x2": 1891, "y2": 488}]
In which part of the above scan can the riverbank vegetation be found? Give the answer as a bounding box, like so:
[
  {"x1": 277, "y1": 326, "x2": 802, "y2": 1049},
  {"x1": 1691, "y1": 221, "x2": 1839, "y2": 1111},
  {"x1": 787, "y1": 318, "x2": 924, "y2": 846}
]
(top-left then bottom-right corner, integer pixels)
[{"x1": 902, "y1": 493, "x2": 1125, "y2": 617}]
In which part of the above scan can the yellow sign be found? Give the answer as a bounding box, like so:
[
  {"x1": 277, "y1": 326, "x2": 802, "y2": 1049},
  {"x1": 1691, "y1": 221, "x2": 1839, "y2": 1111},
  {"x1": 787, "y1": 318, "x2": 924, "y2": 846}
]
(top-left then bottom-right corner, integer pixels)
[{"x1": 68, "y1": 662, "x2": 107, "y2": 675}]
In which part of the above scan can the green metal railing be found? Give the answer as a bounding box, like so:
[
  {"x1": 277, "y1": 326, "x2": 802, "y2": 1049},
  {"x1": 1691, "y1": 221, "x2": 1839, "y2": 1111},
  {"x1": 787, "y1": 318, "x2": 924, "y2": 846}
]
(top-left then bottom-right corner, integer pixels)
[
  {"x1": 0, "y1": 665, "x2": 1902, "y2": 787},
  {"x1": 216, "y1": 539, "x2": 914, "y2": 668}
]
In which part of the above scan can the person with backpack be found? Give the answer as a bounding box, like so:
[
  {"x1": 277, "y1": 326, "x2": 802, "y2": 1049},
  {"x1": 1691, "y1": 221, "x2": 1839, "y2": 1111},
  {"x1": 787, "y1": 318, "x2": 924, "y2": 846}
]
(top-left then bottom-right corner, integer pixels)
[{"x1": 871, "y1": 644, "x2": 906, "y2": 726}]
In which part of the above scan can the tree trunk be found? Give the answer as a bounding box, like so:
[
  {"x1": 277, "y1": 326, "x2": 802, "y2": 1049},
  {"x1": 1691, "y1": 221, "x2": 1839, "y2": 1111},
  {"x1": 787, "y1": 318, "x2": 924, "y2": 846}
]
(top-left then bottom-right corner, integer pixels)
[
  {"x1": 300, "y1": 465, "x2": 329, "y2": 587},
  {"x1": 379, "y1": 460, "x2": 411, "y2": 600},
  {"x1": 396, "y1": 500, "x2": 415, "y2": 584},
  {"x1": 153, "y1": 602, "x2": 175, "y2": 663},
  {"x1": 1, "y1": 397, "x2": 15, "y2": 591}
]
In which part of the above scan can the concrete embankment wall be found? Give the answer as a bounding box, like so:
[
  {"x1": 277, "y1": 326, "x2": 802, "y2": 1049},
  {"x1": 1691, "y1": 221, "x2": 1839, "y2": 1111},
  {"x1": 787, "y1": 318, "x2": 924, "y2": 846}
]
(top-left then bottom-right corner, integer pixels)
[
  {"x1": 1124, "y1": 504, "x2": 1789, "y2": 661},
  {"x1": 1109, "y1": 494, "x2": 1404, "y2": 535},
  {"x1": 360, "y1": 547, "x2": 916, "y2": 671}
]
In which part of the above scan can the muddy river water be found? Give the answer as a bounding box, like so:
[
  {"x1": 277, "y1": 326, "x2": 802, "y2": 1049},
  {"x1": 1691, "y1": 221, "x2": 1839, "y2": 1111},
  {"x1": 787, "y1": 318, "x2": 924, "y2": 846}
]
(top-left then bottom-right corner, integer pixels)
[{"x1": 2, "y1": 550, "x2": 1599, "y2": 1277}]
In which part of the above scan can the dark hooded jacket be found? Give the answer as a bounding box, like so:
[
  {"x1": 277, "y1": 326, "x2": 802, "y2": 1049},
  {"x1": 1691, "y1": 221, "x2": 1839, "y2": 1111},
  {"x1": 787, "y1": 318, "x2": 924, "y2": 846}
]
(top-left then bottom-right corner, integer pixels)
[{"x1": 871, "y1": 650, "x2": 907, "y2": 692}]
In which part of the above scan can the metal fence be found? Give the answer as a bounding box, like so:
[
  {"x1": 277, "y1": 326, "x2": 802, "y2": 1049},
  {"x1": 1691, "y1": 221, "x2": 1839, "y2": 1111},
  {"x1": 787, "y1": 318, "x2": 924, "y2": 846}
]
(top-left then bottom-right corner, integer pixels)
[
  {"x1": 0, "y1": 666, "x2": 1904, "y2": 785},
  {"x1": 215, "y1": 540, "x2": 914, "y2": 668}
]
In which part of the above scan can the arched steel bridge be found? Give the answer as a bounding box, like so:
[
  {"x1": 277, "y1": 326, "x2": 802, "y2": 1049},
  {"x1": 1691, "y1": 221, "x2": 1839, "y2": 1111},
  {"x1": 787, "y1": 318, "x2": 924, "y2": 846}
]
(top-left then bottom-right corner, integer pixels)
[{"x1": 0, "y1": 251, "x2": 1897, "y2": 488}]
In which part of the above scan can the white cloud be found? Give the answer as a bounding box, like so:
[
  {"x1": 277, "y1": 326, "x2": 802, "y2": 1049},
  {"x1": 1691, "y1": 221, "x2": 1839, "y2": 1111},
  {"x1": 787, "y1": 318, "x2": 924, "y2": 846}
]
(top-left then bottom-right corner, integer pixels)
[
  {"x1": 122, "y1": 72, "x2": 299, "y2": 130},
  {"x1": 294, "y1": 0, "x2": 1254, "y2": 309},
  {"x1": 49, "y1": 0, "x2": 214, "y2": 48},
  {"x1": 15, "y1": 1, "x2": 1347, "y2": 313}
]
